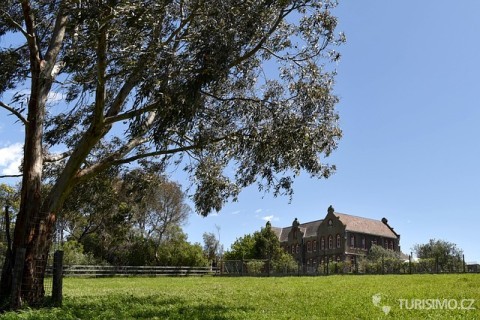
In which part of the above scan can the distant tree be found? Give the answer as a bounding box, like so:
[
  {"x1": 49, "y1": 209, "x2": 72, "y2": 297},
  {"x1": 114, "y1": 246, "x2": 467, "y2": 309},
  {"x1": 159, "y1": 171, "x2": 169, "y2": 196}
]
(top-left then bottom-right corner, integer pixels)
[
  {"x1": 203, "y1": 232, "x2": 219, "y2": 265},
  {"x1": 0, "y1": 0, "x2": 344, "y2": 307},
  {"x1": 360, "y1": 244, "x2": 402, "y2": 274},
  {"x1": 413, "y1": 239, "x2": 464, "y2": 272},
  {"x1": 224, "y1": 234, "x2": 256, "y2": 260},
  {"x1": 225, "y1": 222, "x2": 298, "y2": 274},
  {"x1": 252, "y1": 221, "x2": 284, "y2": 261},
  {"x1": 0, "y1": 184, "x2": 19, "y2": 295},
  {"x1": 60, "y1": 168, "x2": 191, "y2": 265},
  {"x1": 367, "y1": 244, "x2": 400, "y2": 261},
  {"x1": 224, "y1": 222, "x2": 283, "y2": 261},
  {"x1": 155, "y1": 226, "x2": 208, "y2": 267}
]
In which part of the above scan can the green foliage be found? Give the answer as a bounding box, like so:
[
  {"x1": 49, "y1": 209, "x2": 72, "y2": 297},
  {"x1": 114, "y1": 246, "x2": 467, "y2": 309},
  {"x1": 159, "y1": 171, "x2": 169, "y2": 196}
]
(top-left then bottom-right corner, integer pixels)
[
  {"x1": 202, "y1": 232, "x2": 219, "y2": 263},
  {"x1": 224, "y1": 234, "x2": 256, "y2": 260},
  {"x1": 61, "y1": 240, "x2": 102, "y2": 266},
  {"x1": 413, "y1": 239, "x2": 464, "y2": 272},
  {"x1": 224, "y1": 222, "x2": 284, "y2": 266},
  {"x1": 1, "y1": 275, "x2": 479, "y2": 319},
  {"x1": 1, "y1": 0, "x2": 344, "y2": 216},
  {"x1": 367, "y1": 244, "x2": 400, "y2": 261},
  {"x1": 271, "y1": 252, "x2": 298, "y2": 273}
]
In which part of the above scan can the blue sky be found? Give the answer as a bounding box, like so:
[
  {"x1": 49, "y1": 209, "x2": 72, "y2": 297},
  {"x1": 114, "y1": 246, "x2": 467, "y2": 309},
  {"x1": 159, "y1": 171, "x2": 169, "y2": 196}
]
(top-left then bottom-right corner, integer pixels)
[{"x1": 1, "y1": 1, "x2": 479, "y2": 262}]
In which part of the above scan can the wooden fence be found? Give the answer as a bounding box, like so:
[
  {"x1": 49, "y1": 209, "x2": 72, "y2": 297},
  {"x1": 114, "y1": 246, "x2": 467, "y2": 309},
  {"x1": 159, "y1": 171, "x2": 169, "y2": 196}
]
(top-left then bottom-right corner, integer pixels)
[{"x1": 45, "y1": 265, "x2": 219, "y2": 277}]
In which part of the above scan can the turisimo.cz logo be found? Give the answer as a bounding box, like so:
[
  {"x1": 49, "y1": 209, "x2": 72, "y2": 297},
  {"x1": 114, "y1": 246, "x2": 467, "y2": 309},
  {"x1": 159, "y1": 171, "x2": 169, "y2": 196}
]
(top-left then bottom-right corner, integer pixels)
[
  {"x1": 372, "y1": 293, "x2": 476, "y2": 315},
  {"x1": 372, "y1": 293, "x2": 391, "y2": 315},
  {"x1": 398, "y1": 298, "x2": 476, "y2": 310}
]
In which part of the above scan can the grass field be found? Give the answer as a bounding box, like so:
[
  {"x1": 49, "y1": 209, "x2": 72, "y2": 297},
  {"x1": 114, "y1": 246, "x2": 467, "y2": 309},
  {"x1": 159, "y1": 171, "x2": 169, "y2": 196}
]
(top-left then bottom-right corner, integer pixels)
[{"x1": 1, "y1": 274, "x2": 479, "y2": 319}]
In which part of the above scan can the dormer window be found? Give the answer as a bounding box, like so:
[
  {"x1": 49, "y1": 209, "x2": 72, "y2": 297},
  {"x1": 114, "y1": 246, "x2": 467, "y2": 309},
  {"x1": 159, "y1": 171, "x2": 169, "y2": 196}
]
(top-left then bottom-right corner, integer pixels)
[{"x1": 328, "y1": 219, "x2": 333, "y2": 226}]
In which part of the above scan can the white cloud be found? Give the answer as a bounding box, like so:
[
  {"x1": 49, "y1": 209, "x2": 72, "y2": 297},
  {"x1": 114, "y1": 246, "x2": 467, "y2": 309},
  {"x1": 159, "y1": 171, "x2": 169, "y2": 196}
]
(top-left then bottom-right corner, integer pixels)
[
  {"x1": 255, "y1": 209, "x2": 263, "y2": 214},
  {"x1": 261, "y1": 215, "x2": 279, "y2": 222},
  {"x1": 0, "y1": 143, "x2": 23, "y2": 175}
]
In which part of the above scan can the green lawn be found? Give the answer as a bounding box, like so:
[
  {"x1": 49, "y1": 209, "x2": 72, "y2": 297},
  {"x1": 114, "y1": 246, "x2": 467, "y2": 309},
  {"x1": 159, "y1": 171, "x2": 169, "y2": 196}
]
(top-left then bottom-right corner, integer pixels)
[{"x1": 2, "y1": 274, "x2": 479, "y2": 319}]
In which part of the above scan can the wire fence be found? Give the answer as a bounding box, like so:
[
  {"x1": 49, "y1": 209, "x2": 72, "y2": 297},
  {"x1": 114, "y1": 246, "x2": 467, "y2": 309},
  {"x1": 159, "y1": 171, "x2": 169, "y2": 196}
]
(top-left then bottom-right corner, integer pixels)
[{"x1": 219, "y1": 259, "x2": 480, "y2": 277}]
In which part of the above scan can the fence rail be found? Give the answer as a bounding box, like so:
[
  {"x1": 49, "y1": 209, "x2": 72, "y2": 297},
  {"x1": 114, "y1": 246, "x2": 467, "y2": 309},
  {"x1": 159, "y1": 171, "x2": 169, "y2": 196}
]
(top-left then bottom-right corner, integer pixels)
[{"x1": 44, "y1": 265, "x2": 219, "y2": 277}]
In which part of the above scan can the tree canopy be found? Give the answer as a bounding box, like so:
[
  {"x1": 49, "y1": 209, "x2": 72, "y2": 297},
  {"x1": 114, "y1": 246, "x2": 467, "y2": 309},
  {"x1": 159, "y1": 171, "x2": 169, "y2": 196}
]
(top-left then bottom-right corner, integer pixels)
[
  {"x1": 0, "y1": 0, "x2": 344, "y2": 308},
  {"x1": 413, "y1": 239, "x2": 464, "y2": 272}
]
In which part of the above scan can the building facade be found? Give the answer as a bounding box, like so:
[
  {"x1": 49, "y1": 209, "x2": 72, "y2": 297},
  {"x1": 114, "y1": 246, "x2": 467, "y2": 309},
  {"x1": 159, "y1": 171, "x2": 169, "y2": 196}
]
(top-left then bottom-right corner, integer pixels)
[{"x1": 272, "y1": 206, "x2": 400, "y2": 271}]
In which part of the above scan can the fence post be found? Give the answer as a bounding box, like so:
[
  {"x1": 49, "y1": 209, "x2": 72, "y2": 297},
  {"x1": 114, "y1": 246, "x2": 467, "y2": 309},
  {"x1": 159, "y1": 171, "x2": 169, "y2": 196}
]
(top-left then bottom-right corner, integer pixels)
[
  {"x1": 52, "y1": 250, "x2": 64, "y2": 306},
  {"x1": 408, "y1": 253, "x2": 412, "y2": 274}
]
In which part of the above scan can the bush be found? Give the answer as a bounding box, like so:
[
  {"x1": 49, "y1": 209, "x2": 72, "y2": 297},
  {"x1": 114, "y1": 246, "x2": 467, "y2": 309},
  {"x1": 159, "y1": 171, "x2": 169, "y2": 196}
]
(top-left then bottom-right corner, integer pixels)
[{"x1": 61, "y1": 240, "x2": 103, "y2": 265}]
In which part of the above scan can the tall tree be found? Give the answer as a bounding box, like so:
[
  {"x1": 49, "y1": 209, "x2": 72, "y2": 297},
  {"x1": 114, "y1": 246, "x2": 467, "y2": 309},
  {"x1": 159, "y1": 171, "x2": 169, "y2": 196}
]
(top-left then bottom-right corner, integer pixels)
[
  {"x1": 0, "y1": 0, "x2": 344, "y2": 308},
  {"x1": 224, "y1": 222, "x2": 283, "y2": 261},
  {"x1": 413, "y1": 239, "x2": 464, "y2": 272},
  {"x1": 202, "y1": 232, "x2": 219, "y2": 264}
]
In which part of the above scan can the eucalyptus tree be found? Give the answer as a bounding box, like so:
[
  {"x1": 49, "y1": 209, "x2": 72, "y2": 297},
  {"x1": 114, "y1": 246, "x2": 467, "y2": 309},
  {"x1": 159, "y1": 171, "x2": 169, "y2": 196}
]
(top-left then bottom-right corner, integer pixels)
[{"x1": 0, "y1": 0, "x2": 344, "y2": 308}]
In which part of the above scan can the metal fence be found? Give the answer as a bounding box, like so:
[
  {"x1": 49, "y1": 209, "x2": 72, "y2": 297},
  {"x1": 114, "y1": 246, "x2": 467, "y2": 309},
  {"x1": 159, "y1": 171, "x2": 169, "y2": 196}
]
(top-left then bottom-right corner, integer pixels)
[{"x1": 219, "y1": 259, "x2": 480, "y2": 276}]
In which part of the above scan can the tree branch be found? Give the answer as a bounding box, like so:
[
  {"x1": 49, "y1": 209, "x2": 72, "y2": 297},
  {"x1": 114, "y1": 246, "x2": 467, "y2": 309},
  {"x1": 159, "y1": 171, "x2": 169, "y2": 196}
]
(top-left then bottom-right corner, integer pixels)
[
  {"x1": 44, "y1": 151, "x2": 71, "y2": 163},
  {"x1": 228, "y1": 6, "x2": 293, "y2": 68},
  {"x1": 0, "y1": 101, "x2": 28, "y2": 125},
  {"x1": 0, "y1": 174, "x2": 23, "y2": 179},
  {"x1": 0, "y1": 9, "x2": 29, "y2": 38},
  {"x1": 104, "y1": 101, "x2": 157, "y2": 125}
]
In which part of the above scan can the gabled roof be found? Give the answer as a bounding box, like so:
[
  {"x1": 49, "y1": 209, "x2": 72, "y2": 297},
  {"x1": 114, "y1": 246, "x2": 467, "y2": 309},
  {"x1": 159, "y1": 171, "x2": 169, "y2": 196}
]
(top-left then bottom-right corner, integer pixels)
[
  {"x1": 334, "y1": 212, "x2": 398, "y2": 238},
  {"x1": 275, "y1": 219, "x2": 323, "y2": 242}
]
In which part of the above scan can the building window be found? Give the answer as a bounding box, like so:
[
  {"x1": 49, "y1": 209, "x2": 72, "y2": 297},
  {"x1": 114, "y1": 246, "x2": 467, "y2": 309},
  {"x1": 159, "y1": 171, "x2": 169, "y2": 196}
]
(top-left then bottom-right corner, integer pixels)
[
  {"x1": 362, "y1": 237, "x2": 366, "y2": 249},
  {"x1": 389, "y1": 240, "x2": 394, "y2": 250},
  {"x1": 307, "y1": 241, "x2": 311, "y2": 252},
  {"x1": 313, "y1": 240, "x2": 317, "y2": 252},
  {"x1": 321, "y1": 237, "x2": 325, "y2": 250},
  {"x1": 296, "y1": 244, "x2": 300, "y2": 253},
  {"x1": 336, "y1": 234, "x2": 341, "y2": 248},
  {"x1": 350, "y1": 235, "x2": 355, "y2": 248},
  {"x1": 291, "y1": 245, "x2": 295, "y2": 254},
  {"x1": 328, "y1": 219, "x2": 333, "y2": 226},
  {"x1": 328, "y1": 235, "x2": 333, "y2": 249}
]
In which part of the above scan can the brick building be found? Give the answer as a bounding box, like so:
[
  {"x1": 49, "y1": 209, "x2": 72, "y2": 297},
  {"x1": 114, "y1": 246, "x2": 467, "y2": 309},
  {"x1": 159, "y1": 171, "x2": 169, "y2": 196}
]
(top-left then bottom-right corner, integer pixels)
[{"x1": 272, "y1": 206, "x2": 400, "y2": 271}]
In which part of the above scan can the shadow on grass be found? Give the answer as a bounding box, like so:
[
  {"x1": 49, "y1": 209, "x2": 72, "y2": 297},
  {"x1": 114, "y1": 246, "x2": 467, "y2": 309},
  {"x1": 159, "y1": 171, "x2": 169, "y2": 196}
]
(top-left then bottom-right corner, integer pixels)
[{"x1": 57, "y1": 294, "x2": 252, "y2": 320}]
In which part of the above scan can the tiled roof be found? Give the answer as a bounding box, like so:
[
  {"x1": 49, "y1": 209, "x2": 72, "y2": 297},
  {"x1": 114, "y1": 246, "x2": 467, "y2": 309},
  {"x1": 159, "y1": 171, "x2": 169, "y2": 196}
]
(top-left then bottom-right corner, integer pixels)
[
  {"x1": 275, "y1": 219, "x2": 323, "y2": 242},
  {"x1": 334, "y1": 212, "x2": 397, "y2": 238},
  {"x1": 300, "y1": 220, "x2": 323, "y2": 238}
]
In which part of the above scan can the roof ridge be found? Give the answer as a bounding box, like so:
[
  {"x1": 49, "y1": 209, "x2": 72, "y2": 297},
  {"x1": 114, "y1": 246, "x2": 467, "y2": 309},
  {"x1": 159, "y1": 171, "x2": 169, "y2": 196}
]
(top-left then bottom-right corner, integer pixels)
[{"x1": 335, "y1": 212, "x2": 384, "y2": 222}]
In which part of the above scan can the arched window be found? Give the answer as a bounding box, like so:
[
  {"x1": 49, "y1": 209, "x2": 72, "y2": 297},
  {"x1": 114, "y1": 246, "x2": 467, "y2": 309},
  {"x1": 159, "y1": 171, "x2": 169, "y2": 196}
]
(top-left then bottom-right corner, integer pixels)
[
  {"x1": 361, "y1": 237, "x2": 366, "y2": 249},
  {"x1": 312, "y1": 240, "x2": 317, "y2": 252},
  {"x1": 321, "y1": 237, "x2": 325, "y2": 250},
  {"x1": 291, "y1": 245, "x2": 295, "y2": 254},
  {"x1": 350, "y1": 235, "x2": 355, "y2": 248},
  {"x1": 389, "y1": 240, "x2": 394, "y2": 250},
  {"x1": 336, "y1": 234, "x2": 341, "y2": 248},
  {"x1": 328, "y1": 235, "x2": 333, "y2": 249},
  {"x1": 296, "y1": 244, "x2": 300, "y2": 253},
  {"x1": 307, "y1": 241, "x2": 311, "y2": 252}
]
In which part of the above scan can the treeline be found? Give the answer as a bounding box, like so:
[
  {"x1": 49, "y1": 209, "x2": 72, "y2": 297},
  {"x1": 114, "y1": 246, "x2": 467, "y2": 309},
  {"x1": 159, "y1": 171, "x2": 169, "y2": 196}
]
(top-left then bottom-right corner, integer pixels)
[{"x1": 1, "y1": 167, "x2": 214, "y2": 267}]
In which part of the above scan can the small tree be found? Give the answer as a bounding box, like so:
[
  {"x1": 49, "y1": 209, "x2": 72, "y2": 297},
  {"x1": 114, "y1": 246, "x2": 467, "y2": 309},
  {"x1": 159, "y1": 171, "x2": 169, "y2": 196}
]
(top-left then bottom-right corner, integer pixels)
[
  {"x1": 202, "y1": 232, "x2": 219, "y2": 266},
  {"x1": 413, "y1": 239, "x2": 464, "y2": 272}
]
